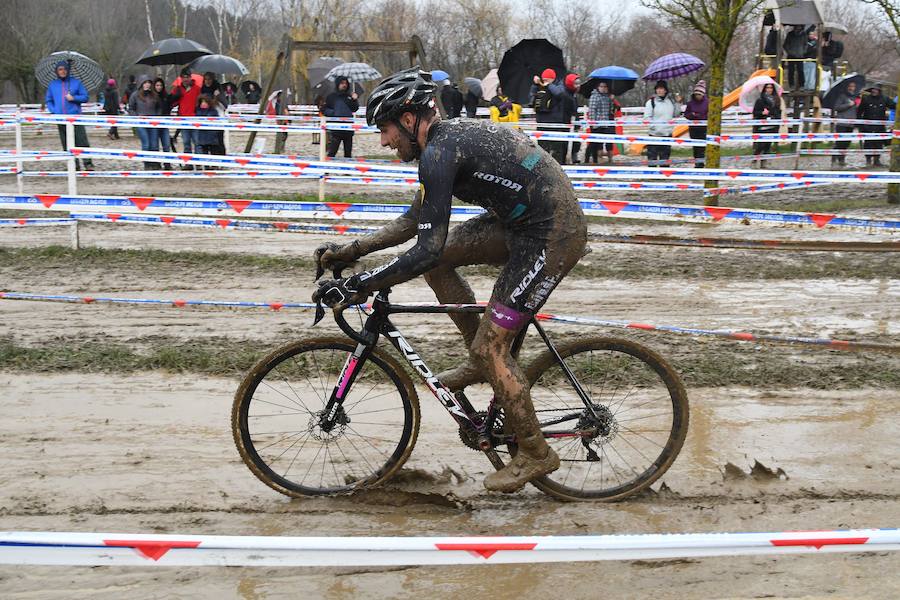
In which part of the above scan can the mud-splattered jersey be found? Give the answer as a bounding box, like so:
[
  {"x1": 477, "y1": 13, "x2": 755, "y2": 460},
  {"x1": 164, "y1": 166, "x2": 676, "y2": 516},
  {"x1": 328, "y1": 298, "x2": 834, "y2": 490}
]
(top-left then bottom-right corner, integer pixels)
[{"x1": 354, "y1": 118, "x2": 575, "y2": 293}]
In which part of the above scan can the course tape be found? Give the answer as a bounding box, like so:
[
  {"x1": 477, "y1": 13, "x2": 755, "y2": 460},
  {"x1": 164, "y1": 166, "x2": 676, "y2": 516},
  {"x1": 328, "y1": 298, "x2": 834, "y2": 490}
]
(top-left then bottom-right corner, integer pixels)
[
  {"x1": 2, "y1": 194, "x2": 897, "y2": 233},
  {"x1": 13, "y1": 213, "x2": 897, "y2": 252},
  {"x1": 2, "y1": 292, "x2": 896, "y2": 354},
  {"x1": 1, "y1": 529, "x2": 898, "y2": 566}
]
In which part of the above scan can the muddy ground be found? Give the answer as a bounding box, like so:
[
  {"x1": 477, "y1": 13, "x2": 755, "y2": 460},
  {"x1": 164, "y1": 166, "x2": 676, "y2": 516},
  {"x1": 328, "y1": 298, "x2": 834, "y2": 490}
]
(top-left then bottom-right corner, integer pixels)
[{"x1": 1, "y1": 128, "x2": 900, "y2": 598}]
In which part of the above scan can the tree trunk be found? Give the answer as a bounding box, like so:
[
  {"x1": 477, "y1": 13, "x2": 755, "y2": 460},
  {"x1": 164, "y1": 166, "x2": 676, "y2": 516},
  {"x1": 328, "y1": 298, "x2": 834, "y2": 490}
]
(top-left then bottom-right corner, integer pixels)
[
  {"x1": 703, "y1": 47, "x2": 727, "y2": 206},
  {"x1": 889, "y1": 74, "x2": 900, "y2": 204}
]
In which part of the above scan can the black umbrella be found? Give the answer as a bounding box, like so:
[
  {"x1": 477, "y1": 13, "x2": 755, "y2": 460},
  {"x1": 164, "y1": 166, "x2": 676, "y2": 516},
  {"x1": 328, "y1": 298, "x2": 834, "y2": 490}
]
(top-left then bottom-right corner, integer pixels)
[
  {"x1": 188, "y1": 54, "x2": 248, "y2": 76},
  {"x1": 308, "y1": 56, "x2": 343, "y2": 86},
  {"x1": 498, "y1": 39, "x2": 566, "y2": 105},
  {"x1": 239, "y1": 80, "x2": 260, "y2": 94},
  {"x1": 822, "y1": 72, "x2": 865, "y2": 109},
  {"x1": 311, "y1": 78, "x2": 365, "y2": 100},
  {"x1": 136, "y1": 37, "x2": 212, "y2": 66}
]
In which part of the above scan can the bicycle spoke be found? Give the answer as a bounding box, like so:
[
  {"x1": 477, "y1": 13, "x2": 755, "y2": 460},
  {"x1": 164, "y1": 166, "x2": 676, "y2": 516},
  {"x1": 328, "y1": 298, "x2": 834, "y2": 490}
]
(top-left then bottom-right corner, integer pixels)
[
  {"x1": 249, "y1": 395, "x2": 309, "y2": 415},
  {"x1": 257, "y1": 382, "x2": 314, "y2": 414},
  {"x1": 254, "y1": 430, "x2": 307, "y2": 453}
]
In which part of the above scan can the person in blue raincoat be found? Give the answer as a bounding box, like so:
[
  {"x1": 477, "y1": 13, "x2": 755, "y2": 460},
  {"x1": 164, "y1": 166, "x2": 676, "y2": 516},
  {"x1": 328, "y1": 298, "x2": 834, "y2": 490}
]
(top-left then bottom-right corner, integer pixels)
[{"x1": 45, "y1": 61, "x2": 94, "y2": 169}]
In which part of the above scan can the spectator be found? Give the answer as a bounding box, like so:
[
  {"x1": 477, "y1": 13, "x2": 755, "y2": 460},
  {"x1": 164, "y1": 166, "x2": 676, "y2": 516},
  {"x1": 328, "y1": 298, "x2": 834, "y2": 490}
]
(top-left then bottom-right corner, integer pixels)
[
  {"x1": 201, "y1": 72, "x2": 220, "y2": 99},
  {"x1": 127, "y1": 75, "x2": 162, "y2": 170},
  {"x1": 563, "y1": 73, "x2": 582, "y2": 163},
  {"x1": 170, "y1": 68, "x2": 201, "y2": 167},
  {"x1": 488, "y1": 85, "x2": 521, "y2": 123},
  {"x1": 586, "y1": 81, "x2": 615, "y2": 164},
  {"x1": 529, "y1": 68, "x2": 567, "y2": 164},
  {"x1": 243, "y1": 82, "x2": 261, "y2": 104},
  {"x1": 784, "y1": 24, "x2": 813, "y2": 90},
  {"x1": 831, "y1": 80, "x2": 860, "y2": 167},
  {"x1": 643, "y1": 80, "x2": 678, "y2": 167},
  {"x1": 684, "y1": 80, "x2": 709, "y2": 168},
  {"x1": 440, "y1": 80, "x2": 464, "y2": 119},
  {"x1": 323, "y1": 75, "x2": 360, "y2": 158},
  {"x1": 752, "y1": 82, "x2": 782, "y2": 168},
  {"x1": 464, "y1": 84, "x2": 479, "y2": 118},
  {"x1": 102, "y1": 78, "x2": 120, "y2": 140},
  {"x1": 123, "y1": 74, "x2": 137, "y2": 104},
  {"x1": 221, "y1": 82, "x2": 237, "y2": 108},
  {"x1": 821, "y1": 31, "x2": 844, "y2": 73},
  {"x1": 152, "y1": 77, "x2": 175, "y2": 167},
  {"x1": 45, "y1": 60, "x2": 94, "y2": 170},
  {"x1": 803, "y1": 30, "x2": 819, "y2": 90},
  {"x1": 194, "y1": 95, "x2": 221, "y2": 160},
  {"x1": 857, "y1": 84, "x2": 895, "y2": 167}
]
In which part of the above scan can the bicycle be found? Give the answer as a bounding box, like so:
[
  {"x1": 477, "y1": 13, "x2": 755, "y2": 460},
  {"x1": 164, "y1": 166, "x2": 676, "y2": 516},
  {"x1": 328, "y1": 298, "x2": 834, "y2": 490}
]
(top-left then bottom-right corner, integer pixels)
[{"x1": 232, "y1": 279, "x2": 689, "y2": 502}]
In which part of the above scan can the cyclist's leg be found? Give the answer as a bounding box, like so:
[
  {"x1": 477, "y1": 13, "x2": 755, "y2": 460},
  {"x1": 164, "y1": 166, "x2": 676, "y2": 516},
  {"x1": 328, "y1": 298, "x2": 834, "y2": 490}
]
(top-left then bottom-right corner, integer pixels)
[
  {"x1": 477, "y1": 208, "x2": 587, "y2": 492},
  {"x1": 424, "y1": 213, "x2": 509, "y2": 391}
]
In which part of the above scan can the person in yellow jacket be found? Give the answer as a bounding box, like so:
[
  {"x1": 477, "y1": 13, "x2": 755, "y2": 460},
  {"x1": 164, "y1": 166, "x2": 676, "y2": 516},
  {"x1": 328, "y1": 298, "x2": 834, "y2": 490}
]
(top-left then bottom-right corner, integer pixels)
[{"x1": 488, "y1": 86, "x2": 521, "y2": 123}]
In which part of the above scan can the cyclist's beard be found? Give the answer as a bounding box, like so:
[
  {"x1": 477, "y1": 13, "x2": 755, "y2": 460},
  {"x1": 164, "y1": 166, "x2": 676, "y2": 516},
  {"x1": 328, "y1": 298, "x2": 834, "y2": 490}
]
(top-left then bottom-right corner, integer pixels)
[{"x1": 396, "y1": 136, "x2": 418, "y2": 162}]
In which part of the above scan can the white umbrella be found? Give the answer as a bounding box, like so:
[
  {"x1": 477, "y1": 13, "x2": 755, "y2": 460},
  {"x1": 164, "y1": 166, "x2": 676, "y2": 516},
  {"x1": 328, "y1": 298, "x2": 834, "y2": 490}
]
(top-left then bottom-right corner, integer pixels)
[
  {"x1": 739, "y1": 75, "x2": 782, "y2": 112},
  {"x1": 481, "y1": 69, "x2": 500, "y2": 100},
  {"x1": 325, "y1": 63, "x2": 382, "y2": 83}
]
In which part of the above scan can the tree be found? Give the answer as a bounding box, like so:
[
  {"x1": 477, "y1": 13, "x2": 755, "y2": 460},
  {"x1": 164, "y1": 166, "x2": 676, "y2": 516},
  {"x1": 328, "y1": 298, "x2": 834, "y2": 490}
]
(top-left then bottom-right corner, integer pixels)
[
  {"x1": 860, "y1": 0, "x2": 900, "y2": 204},
  {"x1": 641, "y1": 0, "x2": 768, "y2": 205}
]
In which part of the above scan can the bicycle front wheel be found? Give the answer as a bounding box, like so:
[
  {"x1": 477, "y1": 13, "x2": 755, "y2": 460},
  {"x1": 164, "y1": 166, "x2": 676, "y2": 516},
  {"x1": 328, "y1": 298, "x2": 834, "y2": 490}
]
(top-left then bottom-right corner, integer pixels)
[
  {"x1": 521, "y1": 337, "x2": 689, "y2": 501},
  {"x1": 232, "y1": 337, "x2": 420, "y2": 497}
]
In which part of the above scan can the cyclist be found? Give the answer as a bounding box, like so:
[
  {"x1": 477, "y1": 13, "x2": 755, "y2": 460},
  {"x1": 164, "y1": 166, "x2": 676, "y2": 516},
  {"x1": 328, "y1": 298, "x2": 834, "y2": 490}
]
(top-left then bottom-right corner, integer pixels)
[{"x1": 313, "y1": 68, "x2": 587, "y2": 493}]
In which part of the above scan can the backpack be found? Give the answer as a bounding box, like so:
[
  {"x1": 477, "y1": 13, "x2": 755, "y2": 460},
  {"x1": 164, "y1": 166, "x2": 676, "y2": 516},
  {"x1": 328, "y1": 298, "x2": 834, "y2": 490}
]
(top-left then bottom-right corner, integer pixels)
[{"x1": 533, "y1": 87, "x2": 553, "y2": 113}]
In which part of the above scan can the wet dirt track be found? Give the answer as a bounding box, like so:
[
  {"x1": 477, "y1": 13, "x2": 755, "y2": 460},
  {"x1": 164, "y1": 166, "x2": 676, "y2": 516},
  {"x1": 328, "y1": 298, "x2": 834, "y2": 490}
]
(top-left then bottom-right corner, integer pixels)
[{"x1": 2, "y1": 146, "x2": 900, "y2": 597}]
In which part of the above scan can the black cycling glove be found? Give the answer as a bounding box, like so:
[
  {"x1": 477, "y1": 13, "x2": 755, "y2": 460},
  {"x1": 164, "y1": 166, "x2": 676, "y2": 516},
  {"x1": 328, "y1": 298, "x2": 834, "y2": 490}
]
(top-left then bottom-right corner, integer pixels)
[{"x1": 312, "y1": 275, "x2": 368, "y2": 308}]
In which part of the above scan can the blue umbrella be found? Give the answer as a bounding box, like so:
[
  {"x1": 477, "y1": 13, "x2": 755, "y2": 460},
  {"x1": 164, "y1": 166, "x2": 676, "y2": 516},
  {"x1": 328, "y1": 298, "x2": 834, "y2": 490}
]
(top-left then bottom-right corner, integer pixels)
[
  {"x1": 579, "y1": 66, "x2": 639, "y2": 96},
  {"x1": 431, "y1": 70, "x2": 450, "y2": 83}
]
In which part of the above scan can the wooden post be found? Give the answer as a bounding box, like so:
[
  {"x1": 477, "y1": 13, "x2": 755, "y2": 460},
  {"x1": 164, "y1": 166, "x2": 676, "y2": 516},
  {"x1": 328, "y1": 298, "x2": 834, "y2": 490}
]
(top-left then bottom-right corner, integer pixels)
[
  {"x1": 15, "y1": 112, "x2": 23, "y2": 194},
  {"x1": 70, "y1": 219, "x2": 80, "y2": 250},
  {"x1": 244, "y1": 44, "x2": 287, "y2": 154},
  {"x1": 66, "y1": 122, "x2": 77, "y2": 196}
]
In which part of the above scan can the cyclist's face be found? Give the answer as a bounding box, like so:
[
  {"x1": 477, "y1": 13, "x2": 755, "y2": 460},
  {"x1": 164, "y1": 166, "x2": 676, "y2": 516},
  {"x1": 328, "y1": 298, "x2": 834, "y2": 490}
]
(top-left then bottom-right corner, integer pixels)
[{"x1": 378, "y1": 121, "x2": 416, "y2": 162}]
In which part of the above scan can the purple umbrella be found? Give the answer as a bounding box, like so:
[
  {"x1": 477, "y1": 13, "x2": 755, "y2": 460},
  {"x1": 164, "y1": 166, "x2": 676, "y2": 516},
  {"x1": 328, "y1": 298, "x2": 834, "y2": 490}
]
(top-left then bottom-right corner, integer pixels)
[{"x1": 642, "y1": 53, "x2": 705, "y2": 81}]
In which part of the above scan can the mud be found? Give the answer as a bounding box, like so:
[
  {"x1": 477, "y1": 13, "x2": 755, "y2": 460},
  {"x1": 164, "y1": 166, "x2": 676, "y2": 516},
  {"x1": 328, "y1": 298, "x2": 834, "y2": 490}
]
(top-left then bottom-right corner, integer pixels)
[{"x1": 2, "y1": 129, "x2": 900, "y2": 597}]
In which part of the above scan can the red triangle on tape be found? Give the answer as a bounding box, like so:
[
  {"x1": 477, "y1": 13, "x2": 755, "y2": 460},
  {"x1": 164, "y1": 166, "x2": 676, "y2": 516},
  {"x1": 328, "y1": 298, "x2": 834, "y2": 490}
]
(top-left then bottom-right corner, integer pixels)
[
  {"x1": 584, "y1": 182, "x2": 596, "y2": 188},
  {"x1": 626, "y1": 323, "x2": 655, "y2": 330},
  {"x1": 704, "y1": 207, "x2": 733, "y2": 221},
  {"x1": 162, "y1": 171, "x2": 175, "y2": 177},
  {"x1": 269, "y1": 302, "x2": 284, "y2": 311},
  {"x1": 333, "y1": 225, "x2": 349, "y2": 234},
  {"x1": 355, "y1": 165, "x2": 371, "y2": 173},
  {"x1": 660, "y1": 170, "x2": 675, "y2": 177},
  {"x1": 36, "y1": 195, "x2": 61, "y2": 208},
  {"x1": 593, "y1": 168, "x2": 608, "y2": 176},
  {"x1": 215, "y1": 219, "x2": 231, "y2": 228},
  {"x1": 17, "y1": 219, "x2": 27, "y2": 225},
  {"x1": 160, "y1": 216, "x2": 175, "y2": 225},
  {"x1": 629, "y1": 183, "x2": 642, "y2": 189},
  {"x1": 726, "y1": 171, "x2": 741, "y2": 178},
  {"x1": 600, "y1": 200, "x2": 629, "y2": 215},
  {"x1": 791, "y1": 172, "x2": 807, "y2": 180},
  {"x1": 70, "y1": 148, "x2": 83, "y2": 155},
  {"x1": 202, "y1": 171, "x2": 217, "y2": 177},
  {"x1": 352, "y1": 123, "x2": 363, "y2": 130},
  {"x1": 770, "y1": 537, "x2": 868, "y2": 550},
  {"x1": 855, "y1": 173, "x2": 870, "y2": 181},
  {"x1": 676, "y1": 184, "x2": 689, "y2": 190},
  {"x1": 326, "y1": 202, "x2": 352, "y2": 216},
  {"x1": 730, "y1": 332, "x2": 755, "y2": 341},
  {"x1": 405, "y1": 178, "x2": 416, "y2": 184},
  {"x1": 435, "y1": 543, "x2": 536, "y2": 559},
  {"x1": 173, "y1": 299, "x2": 186, "y2": 307},
  {"x1": 82, "y1": 297, "x2": 95, "y2": 304},
  {"x1": 129, "y1": 197, "x2": 154, "y2": 211},
  {"x1": 579, "y1": 133, "x2": 589, "y2": 140},
  {"x1": 226, "y1": 200, "x2": 252, "y2": 214},
  {"x1": 124, "y1": 151, "x2": 137, "y2": 158},
  {"x1": 178, "y1": 155, "x2": 192, "y2": 162},
  {"x1": 808, "y1": 213, "x2": 835, "y2": 228},
  {"x1": 247, "y1": 171, "x2": 259, "y2": 177},
  {"x1": 290, "y1": 171, "x2": 302, "y2": 177},
  {"x1": 107, "y1": 213, "x2": 121, "y2": 222},
  {"x1": 273, "y1": 222, "x2": 289, "y2": 231},
  {"x1": 235, "y1": 158, "x2": 250, "y2": 166},
  {"x1": 103, "y1": 539, "x2": 201, "y2": 561},
  {"x1": 293, "y1": 162, "x2": 310, "y2": 169},
  {"x1": 532, "y1": 132, "x2": 544, "y2": 138}
]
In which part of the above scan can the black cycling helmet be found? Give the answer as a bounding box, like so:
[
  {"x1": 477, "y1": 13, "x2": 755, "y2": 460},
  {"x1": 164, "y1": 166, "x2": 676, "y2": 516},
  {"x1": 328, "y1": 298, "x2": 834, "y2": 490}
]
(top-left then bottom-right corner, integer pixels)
[{"x1": 365, "y1": 67, "x2": 437, "y2": 127}]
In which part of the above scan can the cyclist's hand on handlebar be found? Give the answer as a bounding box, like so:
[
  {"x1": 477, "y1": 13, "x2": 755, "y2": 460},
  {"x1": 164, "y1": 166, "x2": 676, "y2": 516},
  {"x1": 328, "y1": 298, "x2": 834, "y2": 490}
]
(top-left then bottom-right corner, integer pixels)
[
  {"x1": 312, "y1": 275, "x2": 369, "y2": 309},
  {"x1": 313, "y1": 240, "x2": 360, "y2": 280}
]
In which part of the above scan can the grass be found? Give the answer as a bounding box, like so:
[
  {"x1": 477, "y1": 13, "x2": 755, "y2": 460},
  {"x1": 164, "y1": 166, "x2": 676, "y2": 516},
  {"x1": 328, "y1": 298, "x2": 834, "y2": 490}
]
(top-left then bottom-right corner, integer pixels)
[
  {"x1": 1, "y1": 333, "x2": 897, "y2": 390},
  {"x1": 4, "y1": 244, "x2": 900, "y2": 282}
]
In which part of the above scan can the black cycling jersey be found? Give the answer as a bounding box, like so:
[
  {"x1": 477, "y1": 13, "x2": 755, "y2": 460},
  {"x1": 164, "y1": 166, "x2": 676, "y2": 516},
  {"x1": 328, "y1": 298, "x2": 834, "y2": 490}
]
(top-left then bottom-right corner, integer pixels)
[{"x1": 355, "y1": 119, "x2": 572, "y2": 295}]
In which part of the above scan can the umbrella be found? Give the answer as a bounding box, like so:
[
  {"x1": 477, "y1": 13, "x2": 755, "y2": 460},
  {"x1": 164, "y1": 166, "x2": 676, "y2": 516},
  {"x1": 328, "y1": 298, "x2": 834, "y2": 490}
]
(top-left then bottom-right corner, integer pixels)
[
  {"x1": 822, "y1": 72, "x2": 865, "y2": 109},
  {"x1": 498, "y1": 38, "x2": 566, "y2": 105},
  {"x1": 136, "y1": 37, "x2": 212, "y2": 66},
  {"x1": 739, "y1": 75, "x2": 782, "y2": 112},
  {"x1": 188, "y1": 54, "x2": 248, "y2": 76},
  {"x1": 308, "y1": 56, "x2": 343, "y2": 85},
  {"x1": 239, "y1": 80, "x2": 260, "y2": 95},
  {"x1": 325, "y1": 62, "x2": 382, "y2": 82},
  {"x1": 642, "y1": 53, "x2": 705, "y2": 81},
  {"x1": 579, "y1": 65, "x2": 639, "y2": 97},
  {"x1": 772, "y1": 0, "x2": 823, "y2": 25},
  {"x1": 481, "y1": 68, "x2": 500, "y2": 100},
  {"x1": 464, "y1": 77, "x2": 482, "y2": 98},
  {"x1": 35, "y1": 51, "x2": 105, "y2": 91},
  {"x1": 431, "y1": 70, "x2": 450, "y2": 83}
]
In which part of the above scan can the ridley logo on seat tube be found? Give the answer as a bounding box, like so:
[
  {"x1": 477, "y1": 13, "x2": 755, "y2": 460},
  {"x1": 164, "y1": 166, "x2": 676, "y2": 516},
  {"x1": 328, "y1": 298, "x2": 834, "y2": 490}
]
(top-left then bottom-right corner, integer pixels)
[{"x1": 387, "y1": 330, "x2": 468, "y2": 419}]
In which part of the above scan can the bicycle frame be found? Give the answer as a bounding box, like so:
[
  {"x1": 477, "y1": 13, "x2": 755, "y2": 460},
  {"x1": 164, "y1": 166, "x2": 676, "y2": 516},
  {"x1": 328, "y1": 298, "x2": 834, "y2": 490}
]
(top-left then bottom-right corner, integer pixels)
[{"x1": 319, "y1": 289, "x2": 597, "y2": 446}]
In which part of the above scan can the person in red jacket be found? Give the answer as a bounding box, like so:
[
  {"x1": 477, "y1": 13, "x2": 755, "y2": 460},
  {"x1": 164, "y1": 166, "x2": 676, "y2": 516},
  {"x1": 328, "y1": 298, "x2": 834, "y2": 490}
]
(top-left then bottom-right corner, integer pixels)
[{"x1": 170, "y1": 68, "x2": 202, "y2": 162}]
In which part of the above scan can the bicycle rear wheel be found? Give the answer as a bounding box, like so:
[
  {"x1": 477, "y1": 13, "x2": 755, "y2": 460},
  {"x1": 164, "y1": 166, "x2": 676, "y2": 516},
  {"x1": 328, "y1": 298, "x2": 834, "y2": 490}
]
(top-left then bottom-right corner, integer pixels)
[
  {"x1": 520, "y1": 337, "x2": 688, "y2": 501},
  {"x1": 232, "y1": 337, "x2": 420, "y2": 497}
]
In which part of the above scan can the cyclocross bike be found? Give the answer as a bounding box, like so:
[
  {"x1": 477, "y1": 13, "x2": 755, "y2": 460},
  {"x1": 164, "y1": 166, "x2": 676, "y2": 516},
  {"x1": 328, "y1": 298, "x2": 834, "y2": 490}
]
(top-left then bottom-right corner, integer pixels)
[{"x1": 232, "y1": 279, "x2": 689, "y2": 502}]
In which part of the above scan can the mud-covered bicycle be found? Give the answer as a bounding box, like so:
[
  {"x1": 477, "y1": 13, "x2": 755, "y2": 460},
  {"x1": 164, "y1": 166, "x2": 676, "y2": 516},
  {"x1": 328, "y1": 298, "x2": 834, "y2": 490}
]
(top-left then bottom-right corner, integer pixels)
[{"x1": 232, "y1": 282, "x2": 689, "y2": 502}]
